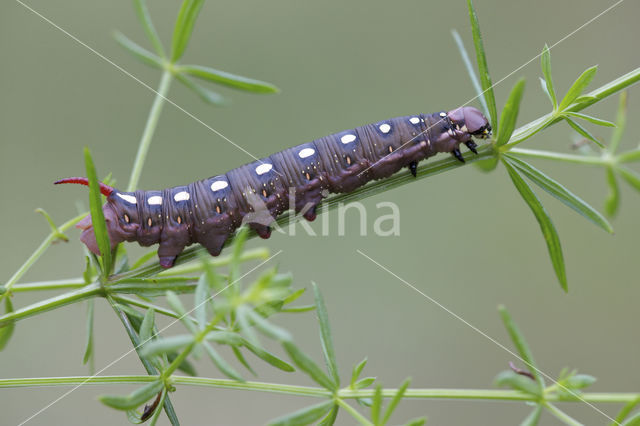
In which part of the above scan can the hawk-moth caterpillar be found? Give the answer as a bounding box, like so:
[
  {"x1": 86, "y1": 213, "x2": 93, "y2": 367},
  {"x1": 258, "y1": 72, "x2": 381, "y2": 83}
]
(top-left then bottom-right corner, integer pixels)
[{"x1": 56, "y1": 106, "x2": 490, "y2": 268}]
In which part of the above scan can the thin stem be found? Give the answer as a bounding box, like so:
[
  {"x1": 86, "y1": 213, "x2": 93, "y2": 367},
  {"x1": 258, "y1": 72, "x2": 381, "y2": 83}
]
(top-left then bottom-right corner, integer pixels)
[
  {"x1": 544, "y1": 402, "x2": 584, "y2": 426},
  {"x1": 509, "y1": 148, "x2": 608, "y2": 165},
  {"x1": 10, "y1": 278, "x2": 86, "y2": 293},
  {"x1": 106, "y1": 294, "x2": 180, "y2": 425},
  {"x1": 0, "y1": 376, "x2": 638, "y2": 405},
  {"x1": 1, "y1": 213, "x2": 87, "y2": 301},
  {"x1": 335, "y1": 398, "x2": 373, "y2": 426},
  {"x1": 0, "y1": 284, "x2": 102, "y2": 327},
  {"x1": 127, "y1": 70, "x2": 173, "y2": 192}
]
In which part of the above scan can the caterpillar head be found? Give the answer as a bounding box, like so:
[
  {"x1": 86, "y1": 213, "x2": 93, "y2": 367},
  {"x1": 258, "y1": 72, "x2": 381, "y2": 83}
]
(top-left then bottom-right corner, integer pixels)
[
  {"x1": 447, "y1": 106, "x2": 491, "y2": 139},
  {"x1": 54, "y1": 178, "x2": 139, "y2": 255}
]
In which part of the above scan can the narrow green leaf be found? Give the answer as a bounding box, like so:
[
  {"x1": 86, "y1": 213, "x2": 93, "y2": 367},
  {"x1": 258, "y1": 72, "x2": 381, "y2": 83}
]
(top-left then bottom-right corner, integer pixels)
[
  {"x1": 382, "y1": 378, "x2": 411, "y2": 425},
  {"x1": 618, "y1": 166, "x2": 640, "y2": 192},
  {"x1": 282, "y1": 341, "x2": 336, "y2": 390},
  {"x1": 113, "y1": 31, "x2": 162, "y2": 69},
  {"x1": 203, "y1": 342, "x2": 244, "y2": 381},
  {"x1": 604, "y1": 166, "x2": 620, "y2": 217},
  {"x1": 167, "y1": 351, "x2": 197, "y2": 376},
  {"x1": 194, "y1": 274, "x2": 209, "y2": 330},
  {"x1": 175, "y1": 73, "x2": 226, "y2": 106},
  {"x1": 242, "y1": 339, "x2": 295, "y2": 372},
  {"x1": 498, "y1": 306, "x2": 544, "y2": 388},
  {"x1": 559, "y1": 66, "x2": 598, "y2": 110},
  {"x1": 244, "y1": 308, "x2": 292, "y2": 342},
  {"x1": 494, "y1": 371, "x2": 542, "y2": 397},
  {"x1": 497, "y1": 78, "x2": 526, "y2": 146},
  {"x1": 34, "y1": 208, "x2": 68, "y2": 242},
  {"x1": 282, "y1": 287, "x2": 306, "y2": 306},
  {"x1": 504, "y1": 155, "x2": 613, "y2": 233},
  {"x1": 132, "y1": 0, "x2": 165, "y2": 57},
  {"x1": 317, "y1": 405, "x2": 339, "y2": 426},
  {"x1": 139, "y1": 334, "x2": 194, "y2": 357},
  {"x1": 312, "y1": 283, "x2": 340, "y2": 387},
  {"x1": 540, "y1": 45, "x2": 557, "y2": 108},
  {"x1": 520, "y1": 404, "x2": 543, "y2": 426},
  {"x1": 466, "y1": 0, "x2": 498, "y2": 130},
  {"x1": 0, "y1": 298, "x2": 15, "y2": 351},
  {"x1": 82, "y1": 299, "x2": 95, "y2": 367},
  {"x1": 205, "y1": 331, "x2": 244, "y2": 345},
  {"x1": 131, "y1": 250, "x2": 158, "y2": 270},
  {"x1": 539, "y1": 78, "x2": 552, "y2": 104},
  {"x1": 166, "y1": 290, "x2": 198, "y2": 334},
  {"x1": 502, "y1": 160, "x2": 567, "y2": 292},
  {"x1": 351, "y1": 358, "x2": 368, "y2": 387},
  {"x1": 232, "y1": 345, "x2": 257, "y2": 375},
  {"x1": 99, "y1": 380, "x2": 164, "y2": 411},
  {"x1": 613, "y1": 396, "x2": 640, "y2": 425},
  {"x1": 564, "y1": 112, "x2": 615, "y2": 127},
  {"x1": 126, "y1": 408, "x2": 144, "y2": 424},
  {"x1": 566, "y1": 374, "x2": 596, "y2": 389},
  {"x1": 451, "y1": 29, "x2": 489, "y2": 118},
  {"x1": 116, "y1": 303, "x2": 145, "y2": 333},
  {"x1": 621, "y1": 412, "x2": 640, "y2": 426},
  {"x1": 178, "y1": 64, "x2": 279, "y2": 93},
  {"x1": 170, "y1": 0, "x2": 205, "y2": 62},
  {"x1": 610, "y1": 91, "x2": 628, "y2": 153},
  {"x1": 618, "y1": 148, "x2": 640, "y2": 163},
  {"x1": 404, "y1": 418, "x2": 427, "y2": 426},
  {"x1": 268, "y1": 400, "x2": 334, "y2": 426},
  {"x1": 354, "y1": 377, "x2": 376, "y2": 390},
  {"x1": 371, "y1": 384, "x2": 382, "y2": 425},
  {"x1": 84, "y1": 147, "x2": 112, "y2": 275},
  {"x1": 237, "y1": 305, "x2": 259, "y2": 347},
  {"x1": 474, "y1": 155, "x2": 499, "y2": 172},
  {"x1": 139, "y1": 308, "x2": 156, "y2": 345}
]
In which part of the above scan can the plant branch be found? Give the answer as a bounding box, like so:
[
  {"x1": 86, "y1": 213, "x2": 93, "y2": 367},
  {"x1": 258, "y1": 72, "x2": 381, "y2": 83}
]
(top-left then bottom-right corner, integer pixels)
[
  {"x1": 127, "y1": 70, "x2": 173, "y2": 192},
  {"x1": 0, "y1": 376, "x2": 638, "y2": 404}
]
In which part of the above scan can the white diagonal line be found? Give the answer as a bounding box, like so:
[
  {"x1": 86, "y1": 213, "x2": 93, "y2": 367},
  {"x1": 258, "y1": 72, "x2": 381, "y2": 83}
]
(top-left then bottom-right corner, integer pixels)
[
  {"x1": 357, "y1": 249, "x2": 618, "y2": 425},
  {"x1": 18, "y1": 250, "x2": 282, "y2": 425},
  {"x1": 14, "y1": 0, "x2": 284, "y2": 177},
  {"x1": 357, "y1": 0, "x2": 626, "y2": 177}
]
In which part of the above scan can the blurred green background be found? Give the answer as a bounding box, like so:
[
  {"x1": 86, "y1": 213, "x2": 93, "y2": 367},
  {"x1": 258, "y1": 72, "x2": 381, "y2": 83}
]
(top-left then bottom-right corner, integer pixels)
[{"x1": 1, "y1": 0, "x2": 639, "y2": 424}]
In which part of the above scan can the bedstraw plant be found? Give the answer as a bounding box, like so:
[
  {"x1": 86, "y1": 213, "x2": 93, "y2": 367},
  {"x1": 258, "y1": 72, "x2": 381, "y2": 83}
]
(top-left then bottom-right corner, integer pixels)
[{"x1": 1, "y1": 0, "x2": 640, "y2": 424}]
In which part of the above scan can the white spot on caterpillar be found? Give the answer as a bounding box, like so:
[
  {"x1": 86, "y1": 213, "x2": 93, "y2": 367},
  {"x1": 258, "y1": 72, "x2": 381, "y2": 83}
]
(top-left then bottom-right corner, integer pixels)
[
  {"x1": 379, "y1": 123, "x2": 391, "y2": 134},
  {"x1": 439, "y1": 112, "x2": 447, "y2": 118},
  {"x1": 210, "y1": 180, "x2": 228, "y2": 191},
  {"x1": 147, "y1": 195, "x2": 162, "y2": 205},
  {"x1": 409, "y1": 117, "x2": 420, "y2": 124},
  {"x1": 255, "y1": 163, "x2": 273, "y2": 175},
  {"x1": 117, "y1": 193, "x2": 137, "y2": 204},
  {"x1": 340, "y1": 134, "x2": 356, "y2": 144},
  {"x1": 298, "y1": 148, "x2": 315, "y2": 158},
  {"x1": 174, "y1": 191, "x2": 190, "y2": 202}
]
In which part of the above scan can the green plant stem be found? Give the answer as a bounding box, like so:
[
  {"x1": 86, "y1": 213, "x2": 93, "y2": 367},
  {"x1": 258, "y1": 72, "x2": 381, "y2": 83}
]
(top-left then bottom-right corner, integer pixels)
[
  {"x1": 335, "y1": 398, "x2": 373, "y2": 426},
  {"x1": 544, "y1": 402, "x2": 583, "y2": 426},
  {"x1": 505, "y1": 67, "x2": 640, "y2": 149},
  {"x1": 127, "y1": 70, "x2": 173, "y2": 192},
  {"x1": 0, "y1": 284, "x2": 102, "y2": 327},
  {"x1": 10, "y1": 279, "x2": 86, "y2": 293},
  {"x1": 106, "y1": 294, "x2": 180, "y2": 425},
  {"x1": 0, "y1": 376, "x2": 637, "y2": 404},
  {"x1": 509, "y1": 148, "x2": 608, "y2": 165},
  {"x1": 1, "y1": 213, "x2": 87, "y2": 302}
]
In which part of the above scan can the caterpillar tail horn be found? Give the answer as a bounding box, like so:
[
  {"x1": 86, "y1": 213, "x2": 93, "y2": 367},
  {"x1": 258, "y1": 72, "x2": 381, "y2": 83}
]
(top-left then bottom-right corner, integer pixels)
[{"x1": 54, "y1": 177, "x2": 114, "y2": 197}]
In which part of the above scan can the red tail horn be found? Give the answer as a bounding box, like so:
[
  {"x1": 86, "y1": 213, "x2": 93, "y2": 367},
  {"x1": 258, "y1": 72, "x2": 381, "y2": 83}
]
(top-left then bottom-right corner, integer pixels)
[{"x1": 54, "y1": 177, "x2": 114, "y2": 197}]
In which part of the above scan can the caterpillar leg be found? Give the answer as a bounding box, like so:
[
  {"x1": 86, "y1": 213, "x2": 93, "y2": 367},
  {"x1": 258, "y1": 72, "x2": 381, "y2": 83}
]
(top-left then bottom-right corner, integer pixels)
[
  {"x1": 302, "y1": 204, "x2": 317, "y2": 222},
  {"x1": 452, "y1": 148, "x2": 465, "y2": 163},
  {"x1": 252, "y1": 224, "x2": 272, "y2": 239},
  {"x1": 408, "y1": 161, "x2": 418, "y2": 177},
  {"x1": 465, "y1": 141, "x2": 478, "y2": 154}
]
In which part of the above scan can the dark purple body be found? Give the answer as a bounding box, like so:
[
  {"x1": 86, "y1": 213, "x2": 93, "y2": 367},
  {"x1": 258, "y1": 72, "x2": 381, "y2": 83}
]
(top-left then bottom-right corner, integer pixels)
[{"x1": 74, "y1": 106, "x2": 490, "y2": 268}]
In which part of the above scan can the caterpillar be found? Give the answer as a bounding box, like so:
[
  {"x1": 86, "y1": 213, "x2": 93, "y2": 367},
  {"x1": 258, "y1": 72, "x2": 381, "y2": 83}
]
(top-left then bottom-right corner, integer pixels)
[{"x1": 56, "y1": 106, "x2": 490, "y2": 268}]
